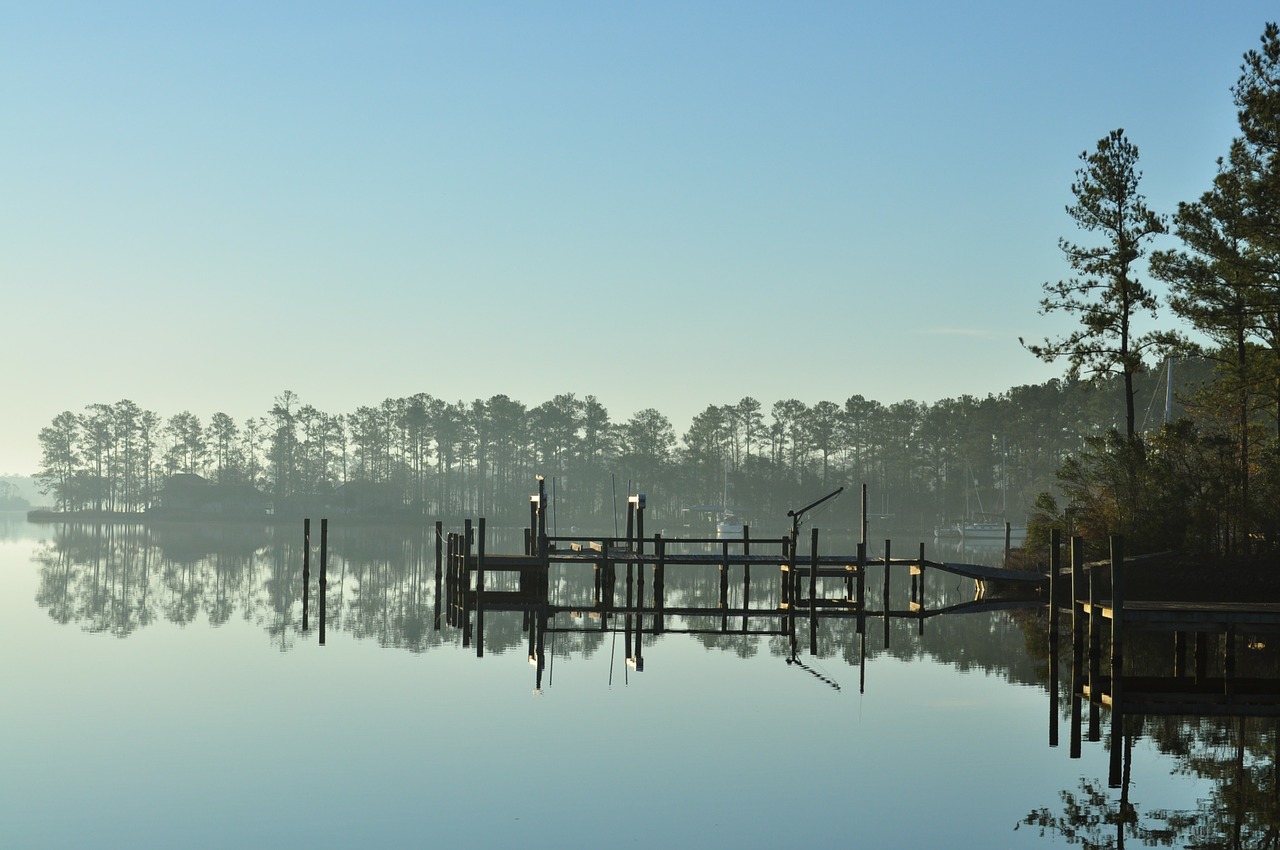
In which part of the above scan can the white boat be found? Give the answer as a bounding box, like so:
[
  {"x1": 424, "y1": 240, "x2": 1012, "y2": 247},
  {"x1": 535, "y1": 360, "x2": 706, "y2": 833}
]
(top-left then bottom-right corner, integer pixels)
[
  {"x1": 716, "y1": 514, "x2": 744, "y2": 537},
  {"x1": 933, "y1": 523, "x2": 962, "y2": 540},
  {"x1": 960, "y1": 521, "x2": 1026, "y2": 541}
]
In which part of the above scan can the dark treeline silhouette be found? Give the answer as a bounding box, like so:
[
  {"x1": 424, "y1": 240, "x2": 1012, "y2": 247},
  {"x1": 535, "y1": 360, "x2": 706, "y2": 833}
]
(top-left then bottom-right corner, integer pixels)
[{"x1": 32, "y1": 369, "x2": 1208, "y2": 532}]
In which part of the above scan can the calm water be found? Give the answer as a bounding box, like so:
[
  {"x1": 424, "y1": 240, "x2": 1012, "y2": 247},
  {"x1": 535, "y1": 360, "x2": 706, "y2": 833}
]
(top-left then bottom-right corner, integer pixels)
[{"x1": 2, "y1": 515, "x2": 1264, "y2": 849}]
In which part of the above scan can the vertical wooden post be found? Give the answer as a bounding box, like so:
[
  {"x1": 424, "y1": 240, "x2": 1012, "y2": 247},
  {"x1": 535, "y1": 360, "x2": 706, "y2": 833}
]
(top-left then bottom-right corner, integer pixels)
[
  {"x1": 536, "y1": 479, "x2": 548, "y2": 562},
  {"x1": 917, "y1": 541, "x2": 926, "y2": 636},
  {"x1": 635, "y1": 550, "x2": 646, "y2": 669},
  {"x1": 856, "y1": 541, "x2": 867, "y2": 636},
  {"x1": 1071, "y1": 536, "x2": 1085, "y2": 680},
  {"x1": 445, "y1": 532, "x2": 454, "y2": 627},
  {"x1": 1004, "y1": 522, "x2": 1012, "y2": 565},
  {"x1": 1049, "y1": 610, "x2": 1060, "y2": 749},
  {"x1": 1069, "y1": 652, "x2": 1083, "y2": 759},
  {"x1": 302, "y1": 518, "x2": 311, "y2": 632},
  {"x1": 720, "y1": 539, "x2": 730, "y2": 609},
  {"x1": 602, "y1": 540, "x2": 614, "y2": 613},
  {"x1": 809, "y1": 527, "x2": 820, "y2": 656},
  {"x1": 882, "y1": 539, "x2": 892, "y2": 650},
  {"x1": 1048, "y1": 529, "x2": 1061, "y2": 642},
  {"x1": 654, "y1": 533, "x2": 665, "y2": 634},
  {"x1": 1088, "y1": 553, "x2": 1100, "y2": 695},
  {"x1": 319, "y1": 518, "x2": 328, "y2": 646},
  {"x1": 476, "y1": 518, "x2": 486, "y2": 658},
  {"x1": 625, "y1": 499, "x2": 635, "y2": 551},
  {"x1": 807, "y1": 528, "x2": 819, "y2": 604},
  {"x1": 882, "y1": 539, "x2": 891, "y2": 613},
  {"x1": 462, "y1": 519, "x2": 473, "y2": 648},
  {"x1": 1108, "y1": 534, "x2": 1124, "y2": 784},
  {"x1": 1109, "y1": 535, "x2": 1124, "y2": 678},
  {"x1": 860, "y1": 483, "x2": 868, "y2": 546},
  {"x1": 785, "y1": 533, "x2": 797, "y2": 638},
  {"x1": 741, "y1": 525, "x2": 751, "y2": 633},
  {"x1": 636, "y1": 500, "x2": 645, "y2": 557},
  {"x1": 434, "y1": 520, "x2": 443, "y2": 631}
]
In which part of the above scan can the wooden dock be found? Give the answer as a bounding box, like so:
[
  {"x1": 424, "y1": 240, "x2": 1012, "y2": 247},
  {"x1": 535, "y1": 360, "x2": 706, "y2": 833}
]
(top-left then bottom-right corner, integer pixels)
[
  {"x1": 428, "y1": 481, "x2": 1048, "y2": 686},
  {"x1": 1044, "y1": 529, "x2": 1280, "y2": 788}
]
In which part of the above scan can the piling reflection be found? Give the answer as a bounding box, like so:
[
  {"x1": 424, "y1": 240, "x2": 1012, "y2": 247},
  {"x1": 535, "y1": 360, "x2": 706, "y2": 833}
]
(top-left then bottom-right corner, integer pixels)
[{"x1": 1030, "y1": 531, "x2": 1280, "y2": 847}]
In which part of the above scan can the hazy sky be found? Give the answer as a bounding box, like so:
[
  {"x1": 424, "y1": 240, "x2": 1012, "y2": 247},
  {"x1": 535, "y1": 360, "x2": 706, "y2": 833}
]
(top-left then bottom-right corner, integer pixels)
[{"x1": 3, "y1": 2, "x2": 1275, "y2": 475}]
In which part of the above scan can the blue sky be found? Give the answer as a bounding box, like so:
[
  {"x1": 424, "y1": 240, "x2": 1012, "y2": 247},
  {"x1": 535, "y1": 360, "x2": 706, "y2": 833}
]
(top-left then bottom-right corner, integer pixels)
[{"x1": 2, "y1": 2, "x2": 1275, "y2": 474}]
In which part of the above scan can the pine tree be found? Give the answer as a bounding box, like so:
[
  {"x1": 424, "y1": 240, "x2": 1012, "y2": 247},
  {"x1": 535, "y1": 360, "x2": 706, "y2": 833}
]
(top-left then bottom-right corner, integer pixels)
[{"x1": 1023, "y1": 129, "x2": 1167, "y2": 442}]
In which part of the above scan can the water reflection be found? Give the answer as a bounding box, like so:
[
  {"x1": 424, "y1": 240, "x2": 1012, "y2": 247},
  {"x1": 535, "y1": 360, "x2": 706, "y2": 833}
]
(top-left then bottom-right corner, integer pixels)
[
  {"x1": 19, "y1": 518, "x2": 1280, "y2": 847},
  {"x1": 1028, "y1": 560, "x2": 1280, "y2": 848}
]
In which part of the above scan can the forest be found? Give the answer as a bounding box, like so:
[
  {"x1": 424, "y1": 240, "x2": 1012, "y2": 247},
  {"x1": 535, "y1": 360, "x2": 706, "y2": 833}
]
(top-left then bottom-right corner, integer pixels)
[
  {"x1": 33, "y1": 22, "x2": 1280, "y2": 561},
  {"x1": 31, "y1": 371, "x2": 1201, "y2": 534}
]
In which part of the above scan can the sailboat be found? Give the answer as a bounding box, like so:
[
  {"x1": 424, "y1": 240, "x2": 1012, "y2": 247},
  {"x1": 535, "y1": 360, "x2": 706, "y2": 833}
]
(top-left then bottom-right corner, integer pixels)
[
  {"x1": 715, "y1": 469, "x2": 744, "y2": 537},
  {"x1": 934, "y1": 453, "x2": 1027, "y2": 542}
]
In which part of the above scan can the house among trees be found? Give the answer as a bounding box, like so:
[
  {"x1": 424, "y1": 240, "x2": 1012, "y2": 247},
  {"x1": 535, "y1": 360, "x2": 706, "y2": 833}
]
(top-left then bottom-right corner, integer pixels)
[{"x1": 156, "y1": 474, "x2": 268, "y2": 518}]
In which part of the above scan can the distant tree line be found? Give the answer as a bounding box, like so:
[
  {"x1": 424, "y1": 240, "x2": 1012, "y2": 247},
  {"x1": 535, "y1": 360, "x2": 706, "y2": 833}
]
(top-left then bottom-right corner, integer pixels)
[{"x1": 35, "y1": 373, "x2": 1198, "y2": 529}]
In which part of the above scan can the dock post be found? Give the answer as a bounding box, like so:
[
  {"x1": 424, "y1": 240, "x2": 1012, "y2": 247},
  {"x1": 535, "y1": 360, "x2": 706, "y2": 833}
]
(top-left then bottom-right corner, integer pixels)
[
  {"x1": 1004, "y1": 522, "x2": 1012, "y2": 565},
  {"x1": 809, "y1": 528, "x2": 820, "y2": 656},
  {"x1": 1048, "y1": 529, "x2": 1061, "y2": 642},
  {"x1": 654, "y1": 534, "x2": 665, "y2": 634},
  {"x1": 785, "y1": 532, "x2": 797, "y2": 638},
  {"x1": 807, "y1": 528, "x2": 818, "y2": 605},
  {"x1": 476, "y1": 518, "x2": 486, "y2": 658},
  {"x1": 1087, "y1": 552, "x2": 1100, "y2": 701},
  {"x1": 1109, "y1": 535, "x2": 1124, "y2": 677},
  {"x1": 536, "y1": 480, "x2": 548, "y2": 562},
  {"x1": 434, "y1": 521, "x2": 443, "y2": 631},
  {"x1": 445, "y1": 533, "x2": 454, "y2": 626},
  {"x1": 860, "y1": 483, "x2": 868, "y2": 545},
  {"x1": 720, "y1": 539, "x2": 730, "y2": 609},
  {"x1": 625, "y1": 499, "x2": 635, "y2": 551},
  {"x1": 741, "y1": 526, "x2": 751, "y2": 634},
  {"x1": 319, "y1": 518, "x2": 328, "y2": 646},
  {"x1": 302, "y1": 518, "x2": 311, "y2": 632},
  {"x1": 635, "y1": 496, "x2": 645, "y2": 557},
  {"x1": 603, "y1": 540, "x2": 615, "y2": 614},
  {"x1": 1049, "y1": 603, "x2": 1060, "y2": 748},
  {"x1": 917, "y1": 541, "x2": 926, "y2": 636},
  {"x1": 1069, "y1": 650, "x2": 1083, "y2": 759},
  {"x1": 462, "y1": 519, "x2": 473, "y2": 648},
  {"x1": 1070, "y1": 536, "x2": 1085, "y2": 663},
  {"x1": 883, "y1": 539, "x2": 891, "y2": 650},
  {"x1": 856, "y1": 541, "x2": 867, "y2": 636},
  {"x1": 1108, "y1": 535, "x2": 1125, "y2": 785}
]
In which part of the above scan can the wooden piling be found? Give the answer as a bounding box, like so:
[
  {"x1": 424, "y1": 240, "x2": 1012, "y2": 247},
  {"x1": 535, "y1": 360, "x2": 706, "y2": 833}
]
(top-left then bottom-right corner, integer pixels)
[
  {"x1": 1070, "y1": 536, "x2": 1084, "y2": 662},
  {"x1": 720, "y1": 539, "x2": 730, "y2": 609},
  {"x1": 860, "y1": 483, "x2": 868, "y2": 545},
  {"x1": 476, "y1": 518, "x2": 486, "y2": 658},
  {"x1": 856, "y1": 541, "x2": 866, "y2": 636},
  {"x1": 319, "y1": 518, "x2": 328, "y2": 646},
  {"x1": 302, "y1": 518, "x2": 311, "y2": 632},
  {"x1": 1048, "y1": 529, "x2": 1060, "y2": 642},
  {"x1": 741, "y1": 526, "x2": 751, "y2": 634},
  {"x1": 1109, "y1": 535, "x2": 1124, "y2": 676},
  {"x1": 883, "y1": 538, "x2": 891, "y2": 650},
  {"x1": 917, "y1": 541, "x2": 925, "y2": 637},
  {"x1": 809, "y1": 527, "x2": 820, "y2": 656},
  {"x1": 462, "y1": 519, "x2": 473, "y2": 648},
  {"x1": 654, "y1": 534, "x2": 665, "y2": 634},
  {"x1": 434, "y1": 520, "x2": 443, "y2": 631}
]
